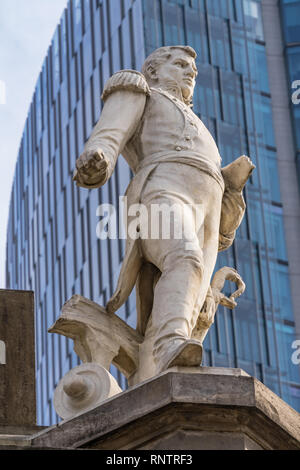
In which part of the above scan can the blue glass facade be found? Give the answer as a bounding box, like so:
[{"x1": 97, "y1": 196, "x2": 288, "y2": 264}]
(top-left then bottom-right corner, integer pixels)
[
  {"x1": 280, "y1": 0, "x2": 300, "y2": 177},
  {"x1": 143, "y1": 0, "x2": 300, "y2": 411},
  {"x1": 5, "y1": 0, "x2": 300, "y2": 425}
]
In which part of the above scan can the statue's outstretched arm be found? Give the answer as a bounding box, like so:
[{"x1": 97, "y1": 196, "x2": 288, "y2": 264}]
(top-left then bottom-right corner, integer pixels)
[{"x1": 73, "y1": 70, "x2": 150, "y2": 189}]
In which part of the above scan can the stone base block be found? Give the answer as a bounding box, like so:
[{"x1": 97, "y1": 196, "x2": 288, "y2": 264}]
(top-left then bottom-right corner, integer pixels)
[
  {"x1": 0, "y1": 289, "x2": 36, "y2": 427},
  {"x1": 10, "y1": 367, "x2": 300, "y2": 450}
]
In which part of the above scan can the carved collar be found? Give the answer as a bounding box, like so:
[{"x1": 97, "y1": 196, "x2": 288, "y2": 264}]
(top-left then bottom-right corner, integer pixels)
[{"x1": 153, "y1": 86, "x2": 193, "y2": 108}]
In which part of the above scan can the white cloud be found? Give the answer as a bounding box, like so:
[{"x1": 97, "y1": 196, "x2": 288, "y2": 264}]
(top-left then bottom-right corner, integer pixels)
[{"x1": 0, "y1": 0, "x2": 68, "y2": 287}]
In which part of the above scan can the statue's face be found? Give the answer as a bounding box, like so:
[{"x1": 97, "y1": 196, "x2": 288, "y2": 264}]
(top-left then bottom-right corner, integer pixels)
[{"x1": 155, "y1": 50, "x2": 197, "y2": 102}]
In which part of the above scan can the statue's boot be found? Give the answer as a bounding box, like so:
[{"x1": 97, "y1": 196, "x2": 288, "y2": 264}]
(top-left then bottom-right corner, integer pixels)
[{"x1": 158, "y1": 339, "x2": 203, "y2": 373}]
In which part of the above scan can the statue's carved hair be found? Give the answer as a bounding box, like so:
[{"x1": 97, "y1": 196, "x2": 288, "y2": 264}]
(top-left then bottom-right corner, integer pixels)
[{"x1": 141, "y1": 46, "x2": 197, "y2": 84}]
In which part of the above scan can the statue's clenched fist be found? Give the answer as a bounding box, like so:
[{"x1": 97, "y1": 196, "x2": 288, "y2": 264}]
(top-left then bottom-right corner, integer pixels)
[{"x1": 73, "y1": 149, "x2": 109, "y2": 188}]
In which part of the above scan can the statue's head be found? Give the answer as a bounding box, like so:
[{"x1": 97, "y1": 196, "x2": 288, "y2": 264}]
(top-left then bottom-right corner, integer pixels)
[{"x1": 142, "y1": 46, "x2": 197, "y2": 106}]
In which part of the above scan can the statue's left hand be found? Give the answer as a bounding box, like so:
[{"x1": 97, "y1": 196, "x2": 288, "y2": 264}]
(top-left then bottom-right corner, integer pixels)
[{"x1": 211, "y1": 267, "x2": 246, "y2": 310}]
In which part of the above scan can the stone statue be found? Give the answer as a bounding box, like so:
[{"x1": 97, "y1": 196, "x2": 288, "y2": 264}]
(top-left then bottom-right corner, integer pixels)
[{"x1": 50, "y1": 46, "x2": 254, "y2": 419}]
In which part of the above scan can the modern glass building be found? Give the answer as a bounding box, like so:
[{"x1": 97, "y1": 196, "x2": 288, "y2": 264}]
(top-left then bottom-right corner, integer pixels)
[
  {"x1": 278, "y1": 0, "x2": 300, "y2": 346},
  {"x1": 280, "y1": 0, "x2": 300, "y2": 177},
  {"x1": 5, "y1": 0, "x2": 300, "y2": 425},
  {"x1": 261, "y1": 0, "x2": 300, "y2": 347}
]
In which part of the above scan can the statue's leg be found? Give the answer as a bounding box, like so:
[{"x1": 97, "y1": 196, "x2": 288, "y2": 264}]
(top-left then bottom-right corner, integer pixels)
[
  {"x1": 191, "y1": 234, "x2": 221, "y2": 343},
  {"x1": 140, "y1": 210, "x2": 221, "y2": 372},
  {"x1": 139, "y1": 164, "x2": 223, "y2": 372},
  {"x1": 152, "y1": 245, "x2": 205, "y2": 371},
  {"x1": 140, "y1": 209, "x2": 206, "y2": 373}
]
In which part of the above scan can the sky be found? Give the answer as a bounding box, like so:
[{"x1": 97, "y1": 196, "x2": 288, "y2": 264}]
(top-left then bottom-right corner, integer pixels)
[{"x1": 0, "y1": 0, "x2": 68, "y2": 288}]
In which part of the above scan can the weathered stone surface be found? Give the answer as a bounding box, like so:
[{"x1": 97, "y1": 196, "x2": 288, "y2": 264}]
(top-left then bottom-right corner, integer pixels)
[
  {"x1": 0, "y1": 289, "x2": 36, "y2": 426},
  {"x1": 0, "y1": 426, "x2": 44, "y2": 448},
  {"x1": 49, "y1": 295, "x2": 143, "y2": 379},
  {"x1": 141, "y1": 430, "x2": 263, "y2": 450},
  {"x1": 29, "y1": 369, "x2": 300, "y2": 450}
]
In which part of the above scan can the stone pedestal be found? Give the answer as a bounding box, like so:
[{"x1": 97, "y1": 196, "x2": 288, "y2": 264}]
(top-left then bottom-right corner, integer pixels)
[
  {"x1": 28, "y1": 367, "x2": 300, "y2": 450},
  {"x1": 0, "y1": 289, "x2": 36, "y2": 427}
]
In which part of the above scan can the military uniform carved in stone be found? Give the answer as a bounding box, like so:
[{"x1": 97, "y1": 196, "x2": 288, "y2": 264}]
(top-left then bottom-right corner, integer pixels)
[{"x1": 72, "y1": 45, "x2": 254, "y2": 375}]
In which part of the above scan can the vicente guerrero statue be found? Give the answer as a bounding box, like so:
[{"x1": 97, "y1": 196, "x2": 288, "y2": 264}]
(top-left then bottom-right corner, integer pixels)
[
  {"x1": 72, "y1": 45, "x2": 254, "y2": 375},
  {"x1": 49, "y1": 46, "x2": 255, "y2": 419}
]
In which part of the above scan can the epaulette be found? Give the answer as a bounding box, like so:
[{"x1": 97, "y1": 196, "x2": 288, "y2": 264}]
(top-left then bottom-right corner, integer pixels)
[{"x1": 101, "y1": 70, "x2": 151, "y2": 102}]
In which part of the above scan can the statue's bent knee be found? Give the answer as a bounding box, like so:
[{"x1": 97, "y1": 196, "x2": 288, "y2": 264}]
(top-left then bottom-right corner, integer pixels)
[{"x1": 163, "y1": 249, "x2": 204, "y2": 277}]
